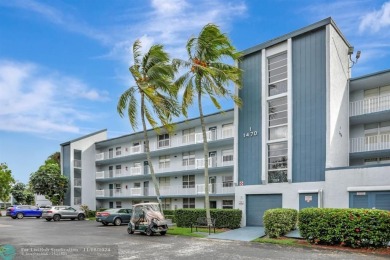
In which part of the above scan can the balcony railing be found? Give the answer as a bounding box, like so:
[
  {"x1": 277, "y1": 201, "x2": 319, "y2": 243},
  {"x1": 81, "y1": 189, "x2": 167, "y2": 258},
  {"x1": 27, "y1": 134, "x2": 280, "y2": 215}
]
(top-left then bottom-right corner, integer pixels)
[
  {"x1": 96, "y1": 167, "x2": 144, "y2": 179},
  {"x1": 95, "y1": 182, "x2": 234, "y2": 197},
  {"x1": 74, "y1": 178, "x2": 82, "y2": 186},
  {"x1": 350, "y1": 95, "x2": 390, "y2": 116},
  {"x1": 350, "y1": 134, "x2": 390, "y2": 153},
  {"x1": 96, "y1": 128, "x2": 234, "y2": 160},
  {"x1": 195, "y1": 157, "x2": 217, "y2": 169}
]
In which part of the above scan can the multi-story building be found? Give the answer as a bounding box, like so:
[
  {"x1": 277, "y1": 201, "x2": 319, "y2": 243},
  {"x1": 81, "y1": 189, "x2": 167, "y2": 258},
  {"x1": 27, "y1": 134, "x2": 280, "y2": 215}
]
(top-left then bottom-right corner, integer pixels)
[
  {"x1": 61, "y1": 110, "x2": 235, "y2": 211},
  {"x1": 235, "y1": 17, "x2": 390, "y2": 226},
  {"x1": 61, "y1": 17, "x2": 389, "y2": 227}
]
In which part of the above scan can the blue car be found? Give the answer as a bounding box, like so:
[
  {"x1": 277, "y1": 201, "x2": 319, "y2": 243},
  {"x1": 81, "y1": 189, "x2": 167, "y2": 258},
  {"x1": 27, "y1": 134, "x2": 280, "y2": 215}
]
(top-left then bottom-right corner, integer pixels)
[{"x1": 6, "y1": 205, "x2": 42, "y2": 219}]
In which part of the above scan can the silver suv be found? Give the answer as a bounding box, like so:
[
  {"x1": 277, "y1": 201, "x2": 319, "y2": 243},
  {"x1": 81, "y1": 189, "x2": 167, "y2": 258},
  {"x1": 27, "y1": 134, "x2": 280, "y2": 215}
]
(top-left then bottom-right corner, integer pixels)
[{"x1": 42, "y1": 206, "x2": 85, "y2": 221}]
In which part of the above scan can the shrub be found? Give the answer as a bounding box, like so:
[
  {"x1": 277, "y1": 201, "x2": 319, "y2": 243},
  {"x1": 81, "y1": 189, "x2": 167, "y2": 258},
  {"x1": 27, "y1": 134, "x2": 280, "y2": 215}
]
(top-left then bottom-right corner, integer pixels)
[
  {"x1": 175, "y1": 209, "x2": 242, "y2": 229},
  {"x1": 263, "y1": 208, "x2": 298, "y2": 238},
  {"x1": 299, "y1": 208, "x2": 390, "y2": 248}
]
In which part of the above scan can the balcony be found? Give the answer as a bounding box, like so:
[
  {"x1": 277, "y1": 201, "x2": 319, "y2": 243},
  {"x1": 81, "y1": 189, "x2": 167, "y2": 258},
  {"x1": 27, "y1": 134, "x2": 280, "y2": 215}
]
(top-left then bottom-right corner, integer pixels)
[
  {"x1": 350, "y1": 95, "x2": 390, "y2": 117},
  {"x1": 74, "y1": 159, "x2": 82, "y2": 168},
  {"x1": 95, "y1": 182, "x2": 234, "y2": 198},
  {"x1": 350, "y1": 134, "x2": 390, "y2": 153},
  {"x1": 74, "y1": 197, "x2": 81, "y2": 205},
  {"x1": 96, "y1": 167, "x2": 144, "y2": 179},
  {"x1": 95, "y1": 127, "x2": 234, "y2": 161}
]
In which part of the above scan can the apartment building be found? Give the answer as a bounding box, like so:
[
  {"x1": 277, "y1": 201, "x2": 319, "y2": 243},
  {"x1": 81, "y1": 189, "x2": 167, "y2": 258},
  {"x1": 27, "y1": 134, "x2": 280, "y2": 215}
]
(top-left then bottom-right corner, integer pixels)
[
  {"x1": 61, "y1": 17, "x2": 389, "y2": 227},
  {"x1": 61, "y1": 110, "x2": 235, "y2": 211},
  {"x1": 235, "y1": 17, "x2": 390, "y2": 226}
]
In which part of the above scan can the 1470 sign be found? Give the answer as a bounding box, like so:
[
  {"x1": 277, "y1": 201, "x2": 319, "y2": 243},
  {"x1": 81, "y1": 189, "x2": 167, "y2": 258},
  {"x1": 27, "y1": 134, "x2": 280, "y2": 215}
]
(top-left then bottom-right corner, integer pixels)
[{"x1": 243, "y1": 127, "x2": 258, "y2": 138}]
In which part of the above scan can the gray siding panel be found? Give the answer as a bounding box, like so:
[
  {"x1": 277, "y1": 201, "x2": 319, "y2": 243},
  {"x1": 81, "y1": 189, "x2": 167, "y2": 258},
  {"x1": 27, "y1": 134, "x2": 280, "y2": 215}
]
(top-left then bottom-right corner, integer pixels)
[
  {"x1": 292, "y1": 29, "x2": 326, "y2": 182},
  {"x1": 238, "y1": 51, "x2": 262, "y2": 185},
  {"x1": 62, "y1": 144, "x2": 71, "y2": 205},
  {"x1": 299, "y1": 193, "x2": 319, "y2": 210},
  {"x1": 246, "y1": 194, "x2": 283, "y2": 226}
]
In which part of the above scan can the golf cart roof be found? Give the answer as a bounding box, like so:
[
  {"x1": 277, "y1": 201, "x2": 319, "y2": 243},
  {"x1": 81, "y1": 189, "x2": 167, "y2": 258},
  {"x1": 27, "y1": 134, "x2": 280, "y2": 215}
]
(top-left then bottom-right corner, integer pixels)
[{"x1": 133, "y1": 202, "x2": 159, "y2": 207}]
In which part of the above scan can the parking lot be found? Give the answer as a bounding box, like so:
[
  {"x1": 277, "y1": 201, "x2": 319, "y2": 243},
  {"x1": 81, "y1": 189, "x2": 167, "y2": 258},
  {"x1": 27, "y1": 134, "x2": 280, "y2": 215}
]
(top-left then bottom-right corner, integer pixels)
[{"x1": 0, "y1": 217, "x2": 387, "y2": 260}]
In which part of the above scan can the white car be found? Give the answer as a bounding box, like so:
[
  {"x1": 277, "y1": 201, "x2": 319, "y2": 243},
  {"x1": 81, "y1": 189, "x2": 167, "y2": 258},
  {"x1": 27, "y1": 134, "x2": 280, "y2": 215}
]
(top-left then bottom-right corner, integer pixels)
[{"x1": 42, "y1": 206, "x2": 85, "y2": 221}]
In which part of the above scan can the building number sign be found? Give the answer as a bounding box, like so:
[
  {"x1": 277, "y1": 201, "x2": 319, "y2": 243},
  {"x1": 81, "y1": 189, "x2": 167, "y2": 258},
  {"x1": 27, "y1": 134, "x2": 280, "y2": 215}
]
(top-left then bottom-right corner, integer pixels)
[{"x1": 243, "y1": 127, "x2": 258, "y2": 138}]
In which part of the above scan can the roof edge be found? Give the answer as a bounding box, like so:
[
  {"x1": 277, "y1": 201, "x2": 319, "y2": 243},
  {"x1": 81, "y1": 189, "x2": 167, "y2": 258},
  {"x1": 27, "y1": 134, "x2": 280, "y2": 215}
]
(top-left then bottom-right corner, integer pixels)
[
  {"x1": 351, "y1": 68, "x2": 390, "y2": 81},
  {"x1": 60, "y1": 129, "x2": 107, "y2": 146}
]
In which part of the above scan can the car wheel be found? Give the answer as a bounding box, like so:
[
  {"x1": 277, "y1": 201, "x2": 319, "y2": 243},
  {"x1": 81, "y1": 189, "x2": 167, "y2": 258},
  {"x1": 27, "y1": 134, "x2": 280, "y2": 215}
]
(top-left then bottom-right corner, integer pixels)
[
  {"x1": 160, "y1": 231, "x2": 166, "y2": 236},
  {"x1": 127, "y1": 227, "x2": 134, "y2": 234},
  {"x1": 16, "y1": 213, "x2": 24, "y2": 219},
  {"x1": 145, "y1": 228, "x2": 153, "y2": 236},
  {"x1": 114, "y1": 218, "x2": 122, "y2": 226},
  {"x1": 102, "y1": 221, "x2": 108, "y2": 226},
  {"x1": 53, "y1": 214, "x2": 61, "y2": 221},
  {"x1": 46, "y1": 218, "x2": 52, "y2": 221},
  {"x1": 77, "y1": 214, "x2": 85, "y2": 221}
]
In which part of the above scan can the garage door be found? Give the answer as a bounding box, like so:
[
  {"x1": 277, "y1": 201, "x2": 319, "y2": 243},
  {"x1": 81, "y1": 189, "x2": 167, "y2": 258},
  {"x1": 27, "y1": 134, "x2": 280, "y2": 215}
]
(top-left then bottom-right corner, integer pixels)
[
  {"x1": 246, "y1": 194, "x2": 282, "y2": 226},
  {"x1": 349, "y1": 191, "x2": 390, "y2": 210}
]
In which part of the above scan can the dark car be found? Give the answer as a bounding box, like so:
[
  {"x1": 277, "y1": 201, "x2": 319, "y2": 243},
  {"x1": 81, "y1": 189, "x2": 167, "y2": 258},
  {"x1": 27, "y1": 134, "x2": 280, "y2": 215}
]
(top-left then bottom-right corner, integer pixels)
[
  {"x1": 96, "y1": 208, "x2": 132, "y2": 226},
  {"x1": 6, "y1": 205, "x2": 42, "y2": 219}
]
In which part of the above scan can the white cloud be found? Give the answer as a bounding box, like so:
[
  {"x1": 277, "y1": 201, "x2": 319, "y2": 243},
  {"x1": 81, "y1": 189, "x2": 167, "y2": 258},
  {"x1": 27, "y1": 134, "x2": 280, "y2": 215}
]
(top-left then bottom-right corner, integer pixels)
[
  {"x1": 359, "y1": 1, "x2": 390, "y2": 33},
  {"x1": 0, "y1": 60, "x2": 108, "y2": 134}
]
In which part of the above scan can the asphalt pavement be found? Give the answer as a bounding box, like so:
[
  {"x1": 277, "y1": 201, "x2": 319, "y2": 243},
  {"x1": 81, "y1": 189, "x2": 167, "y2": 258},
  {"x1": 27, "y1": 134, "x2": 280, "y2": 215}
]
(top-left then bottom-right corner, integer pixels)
[{"x1": 0, "y1": 216, "x2": 387, "y2": 260}]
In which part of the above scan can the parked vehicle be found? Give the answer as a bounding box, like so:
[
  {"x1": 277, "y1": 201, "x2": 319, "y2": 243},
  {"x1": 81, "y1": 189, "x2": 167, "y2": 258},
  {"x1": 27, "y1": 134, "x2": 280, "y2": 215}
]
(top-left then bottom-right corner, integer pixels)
[
  {"x1": 127, "y1": 203, "x2": 168, "y2": 236},
  {"x1": 96, "y1": 208, "x2": 132, "y2": 226},
  {"x1": 6, "y1": 205, "x2": 42, "y2": 219},
  {"x1": 41, "y1": 206, "x2": 85, "y2": 221}
]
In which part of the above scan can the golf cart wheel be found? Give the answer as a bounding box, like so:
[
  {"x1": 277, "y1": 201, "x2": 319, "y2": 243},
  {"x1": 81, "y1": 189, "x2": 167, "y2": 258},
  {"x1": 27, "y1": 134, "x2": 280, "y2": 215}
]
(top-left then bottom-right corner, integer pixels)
[
  {"x1": 127, "y1": 227, "x2": 134, "y2": 234},
  {"x1": 160, "y1": 231, "x2": 166, "y2": 236},
  {"x1": 145, "y1": 228, "x2": 153, "y2": 236}
]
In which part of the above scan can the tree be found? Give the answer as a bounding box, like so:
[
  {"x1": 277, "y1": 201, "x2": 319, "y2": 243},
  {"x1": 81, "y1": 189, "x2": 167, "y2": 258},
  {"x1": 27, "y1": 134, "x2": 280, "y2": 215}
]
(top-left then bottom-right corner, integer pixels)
[
  {"x1": 11, "y1": 182, "x2": 26, "y2": 204},
  {"x1": 117, "y1": 40, "x2": 179, "y2": 210},
  {"x1": 46, "y1": 152, "x2": 60, "y2": 166},
  {"x1": 174, "y1": 24, "x2": 242, "y2": 224},
  {"x1": 29, "y1": 163, "x2": 68, "y2": 205},
  {"x1": 0, "y1": 163, "x2": 15, "y2": 208}
]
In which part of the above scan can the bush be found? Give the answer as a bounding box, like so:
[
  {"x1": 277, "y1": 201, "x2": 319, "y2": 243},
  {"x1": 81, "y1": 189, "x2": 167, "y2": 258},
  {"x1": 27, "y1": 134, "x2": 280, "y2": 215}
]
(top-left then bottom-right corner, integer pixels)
[
  {"x1": 263, "y1": 208, "x2": 298, "y2": 238},
  {"x1": 165, "y1": 214, "x2": 175, "y2": 223},
  {"x1": 175, "y1": 209, "x2": 242, "y2": 229},
  {"x1": 299, "y1": 208, "x2": 390, "y2": 248}
]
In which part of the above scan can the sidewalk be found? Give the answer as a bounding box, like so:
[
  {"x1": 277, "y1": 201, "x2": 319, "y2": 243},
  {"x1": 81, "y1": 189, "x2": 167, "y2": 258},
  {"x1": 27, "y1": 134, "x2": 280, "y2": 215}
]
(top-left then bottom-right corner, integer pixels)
[{"x1": 208, "y1": 226, "x2": 266, "y2": 241}]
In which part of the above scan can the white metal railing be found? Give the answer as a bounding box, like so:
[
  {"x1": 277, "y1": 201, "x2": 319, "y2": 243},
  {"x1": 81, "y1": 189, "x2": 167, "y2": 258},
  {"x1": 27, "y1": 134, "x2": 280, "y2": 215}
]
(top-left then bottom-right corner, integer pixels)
[
  {"x1": 74, "y1": 178, "x2": 82, "y2": 186},
  {"x1": 350, "y1": 134, "x2": 390, "y2": 153},
  {"x1": 95, "y1": 128, "x2": 234, "y2": 160},
  {"x1": 96, "y1": 171, "x2": 104, "y2": 179},
  {"x1": 130, "y1": 166, "x2": 142, "y2": 175},
  {"x1": 221, "y1": 160, "x2": 234, "y2": 167},
  {"x1": 95, "y1": 183, "x2": 234, "y2": 197},
  {"x1": 74, "y1": 197, "x2": 81, "y2": 205},
  {"x1": 196, "y1": 157, "x2": 216, "y2": 169},
  {"x1": 74, "y1": 159, "x2": 82, "y2": 168},
  {"x1": 350, "y1": 95, "x2": 390, "y2": 116}
]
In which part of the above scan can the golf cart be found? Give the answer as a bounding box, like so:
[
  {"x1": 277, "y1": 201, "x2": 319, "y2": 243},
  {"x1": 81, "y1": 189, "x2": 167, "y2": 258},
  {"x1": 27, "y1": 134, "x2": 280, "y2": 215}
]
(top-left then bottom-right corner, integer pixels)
[{"x1": 127, "y1": 202, "x2": 168, "y2": 236}]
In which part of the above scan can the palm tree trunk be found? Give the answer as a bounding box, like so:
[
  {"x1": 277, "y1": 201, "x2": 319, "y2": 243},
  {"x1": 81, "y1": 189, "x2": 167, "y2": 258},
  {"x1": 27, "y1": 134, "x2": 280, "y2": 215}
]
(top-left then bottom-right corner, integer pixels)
[
  {"x1": 198, "y1": 91, "x2": 211, "y2": 225},
  {"x1": 140, "y1": 93, "x2": 163, "y2": 213}
]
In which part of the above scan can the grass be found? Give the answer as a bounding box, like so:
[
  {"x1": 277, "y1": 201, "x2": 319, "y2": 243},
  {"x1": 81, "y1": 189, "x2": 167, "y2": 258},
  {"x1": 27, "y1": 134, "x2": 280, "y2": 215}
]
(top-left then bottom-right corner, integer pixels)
[
  {"x1": 252, "y1": 237, "x2": 301, "y2": 246},
  {"x1": 167, "y1": 226, "x2": 222, "y2": 237}
]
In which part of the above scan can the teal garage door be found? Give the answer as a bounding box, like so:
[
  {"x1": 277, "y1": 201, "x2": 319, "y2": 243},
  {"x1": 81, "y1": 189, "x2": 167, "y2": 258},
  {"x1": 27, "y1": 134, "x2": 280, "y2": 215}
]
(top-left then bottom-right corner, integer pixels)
[
  {"x1": 246, "y1": 194, "x2": 282, "y2": 226},
  {"x1": 350, "y1": 191, "x2": 390, "y2": 210}
]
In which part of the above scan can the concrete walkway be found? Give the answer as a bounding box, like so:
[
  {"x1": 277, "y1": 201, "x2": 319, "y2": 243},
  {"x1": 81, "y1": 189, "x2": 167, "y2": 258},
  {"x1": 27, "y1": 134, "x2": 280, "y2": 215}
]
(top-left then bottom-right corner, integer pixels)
[{"x1": 208, "y1": 226, "x2": 265, "y2": 241}]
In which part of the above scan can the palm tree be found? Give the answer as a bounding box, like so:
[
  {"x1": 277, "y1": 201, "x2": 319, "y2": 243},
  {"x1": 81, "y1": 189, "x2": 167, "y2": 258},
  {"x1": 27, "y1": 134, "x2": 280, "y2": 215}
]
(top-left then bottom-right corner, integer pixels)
[
  {"x1": 117, "y1": 40, "x2": 179, "y2": 210},
  {"x1": 174, "y1": 24, "x2": 242, "y2": 224}
]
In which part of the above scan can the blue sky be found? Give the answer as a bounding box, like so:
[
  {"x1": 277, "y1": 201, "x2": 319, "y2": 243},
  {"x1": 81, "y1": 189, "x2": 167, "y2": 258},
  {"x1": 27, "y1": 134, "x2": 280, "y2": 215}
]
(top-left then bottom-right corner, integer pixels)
[{"x1": 1, "y1": 0, "x2": 390, "y2": 183}]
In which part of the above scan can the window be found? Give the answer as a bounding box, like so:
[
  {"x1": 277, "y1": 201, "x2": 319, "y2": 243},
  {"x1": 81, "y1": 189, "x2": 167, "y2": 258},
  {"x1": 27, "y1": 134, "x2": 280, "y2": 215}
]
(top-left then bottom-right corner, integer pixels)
[
  {"x1": 364, "y1": 85, "x2": 390, "y2": 113},
  {"x1": 115, "y1": 183, "x2": 121, "y2": 191},
  {"x1": 158, "y1": 134, "x2": 170, "y2": 148},
  {"x1": 222, "y1": 149, "x2": 234, "y2": 165},
  {"x1": 182, "y1": 128, "x2": 195, "y2": 144},
  {"x1": 134, "y1": 183, "x2": 141, "y2": 188},
  {"x1": 161, "y1": 198, "x2": 171, "y2": 210},
  {"x1": 116, "y1": 201, "x2": 122, "y2": 208},
  {"x1": 266, "y1": 51, "x2": 288, "y2": 183},
  {"x1": 222, "y1": 200, "x2": 233, "y2": 209},
  {"x1": 115, "y1": 165, "x2": 121, "y2": 175},
  {"x1": 182, "y1": 151, "x2": 195, "y2": 167},
  {"x1": 115, "y1": 147, "x2": 121, "y2": 156},
  {"x1": 183, "y1": 175, "x2": 195, "y2": 188},
  {"x1": 159, "y1": 155, "x2": 170, "y2": 169},
  {"x1": 183, "y1": 198, "x2": 195, "y2": 208},
  {"x1": 268, "y1": 142, "x2": 288, "y2": 183},
  {"x1": 268, "y1": 52, "x2": 287, "y2": 96},
  {"x1": 222, "y1": 175, "x2": 233, "y2": 187},
  {"x1": 222, "y1": 123, "x2": 234, "y2": 138},
  {"x1": 159, "y1": 177, "x2": 170, "y2": 188}
]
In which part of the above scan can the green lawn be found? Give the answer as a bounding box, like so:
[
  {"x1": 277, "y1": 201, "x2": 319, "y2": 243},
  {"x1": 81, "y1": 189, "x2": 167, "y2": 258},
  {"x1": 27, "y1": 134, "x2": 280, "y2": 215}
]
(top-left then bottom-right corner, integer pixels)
[{"x1": 167, "y1": 226, "x2": 224, "y2": 237}]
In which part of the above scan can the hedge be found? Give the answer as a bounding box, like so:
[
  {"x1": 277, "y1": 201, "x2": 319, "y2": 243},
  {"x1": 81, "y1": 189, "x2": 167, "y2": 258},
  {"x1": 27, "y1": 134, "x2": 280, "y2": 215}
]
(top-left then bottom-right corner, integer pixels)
[
  {"x1": 263, "y1": 208, "x2": 298, "y2": 238},
  {"x1": 175, "y1": 209, "x2": 242, "y2": 229},
  {"x1": 299, "y1": 208, "x2": 390, "y2": 248}
]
